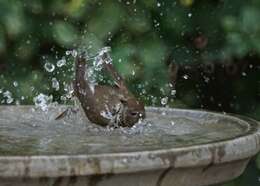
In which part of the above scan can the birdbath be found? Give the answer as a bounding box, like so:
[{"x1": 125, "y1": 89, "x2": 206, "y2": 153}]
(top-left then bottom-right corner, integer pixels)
[{"x1": 0, "y1": 105, "x2": 260, "y2": 186}]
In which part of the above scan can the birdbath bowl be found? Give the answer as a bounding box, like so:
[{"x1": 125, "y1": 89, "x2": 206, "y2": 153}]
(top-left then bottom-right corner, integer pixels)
[{"x1": 0, "y1": 106, "x2": 260, "y2": 186}]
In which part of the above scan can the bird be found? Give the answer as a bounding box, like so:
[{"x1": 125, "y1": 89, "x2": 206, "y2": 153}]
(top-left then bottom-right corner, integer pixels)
[{"x1": 56, "y1": 48, "x2": 145, "y2": 128}]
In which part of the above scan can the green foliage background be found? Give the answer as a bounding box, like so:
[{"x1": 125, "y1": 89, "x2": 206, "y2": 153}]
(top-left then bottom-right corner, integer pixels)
[{"x1": 0, "y1": 0, "x2": 260, "y2": 185}]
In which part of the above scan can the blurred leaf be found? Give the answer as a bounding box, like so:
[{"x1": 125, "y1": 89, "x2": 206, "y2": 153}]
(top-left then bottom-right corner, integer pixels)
[
  {"x1": 222, "y1": 16, "x2": 238, "y2": 32},
  {"x1": 125, "y1": 8, "x2": 151, "y2": 33},
  {"x1": 26, "y1": 1, "x2": 43, "y2": 15},
  {"x1": 163, "y1": 6, "x2": 192, "y2": 36},
  {"x1": 140, "y1": 0, "x2": 157, "y2": 9},
  {"x1": 225, "y1": 32, "x2": 249, "y2": 57},
  {"x1": 87, "y1": 2, "x2": 124, "y2": 40},
  {"x1": 81, "y1": 33, "x2": 104, "y2": 55},
  {"x1": 0, "y1": 1, "x2": 25, "y2": 37},
  {"x1": 180, "y1": 0, "x2": 194, "y2": 7},
  {"x1": 0, "y1": 26, "x2": 6, "y2": 53},
  {"x1": 14, "y1": 39, "x2": 38, "y2": 61},
  {"x1": 241, "y1": 7, "x2": 260, "y2": 34},
  {"x1": 52, "y1": 21, "x2": 78, "y2": 47},
  {"x1": 112, "y1": 44, "x2": 137, "y2": 78},
  {"x1": 51, "y1": 0, "x2": 89, "y2": 18}
]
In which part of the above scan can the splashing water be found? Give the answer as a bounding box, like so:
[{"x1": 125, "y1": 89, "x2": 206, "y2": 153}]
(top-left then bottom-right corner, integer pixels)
[
  {"x1": 51, "y1": 78, "x2": 60, "y2": 91},
  {"x1": 13, "y1": 81, "x2": 18, "y2": 87},
  {"x1": 63, "y1": 83, "x2": 74, "y2": 99},
  {"x1": 96, "y1": 47, "x2": 112, "y2": 64},
  {"x1": 33, "y1": 93, "x2": 53, "y2": 112},
  {"x1": 3, "y1": 90, "x2": 14, "y2": 104},
  {"x1": 44, "y1": 62, "x2": 55, "y2": 72},
  {"x1": 83, "y1": 46, "x2": 113, "y2": 94},
  {"x1": 66, "y1": 50, "x2": 78, "y2": 58},
  {"x1": 161, "y1": 97, "x2": 168, "y2": 105},
  {"x1": 56, "y1": 58, "x2": 66, "y2": 67},
  {"x1": 5, "y1": 46, "x2": 164, "y2": 134},
  {"x1": 171, "y1": 90, "x2": 176, "y2": 96},
  {"x1": 183, "y1": 74, "x2": 189, "y2": 80}
]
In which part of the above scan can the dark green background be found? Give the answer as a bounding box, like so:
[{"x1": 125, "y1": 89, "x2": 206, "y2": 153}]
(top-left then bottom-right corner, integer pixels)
[{"x1": 0, "y1": 0, "x2": 260, "y2": 185}]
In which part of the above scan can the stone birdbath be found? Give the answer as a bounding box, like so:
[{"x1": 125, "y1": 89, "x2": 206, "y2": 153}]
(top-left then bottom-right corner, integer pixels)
[{"x1": 0, "y1": 105, "x2": 260, "y2": 186}]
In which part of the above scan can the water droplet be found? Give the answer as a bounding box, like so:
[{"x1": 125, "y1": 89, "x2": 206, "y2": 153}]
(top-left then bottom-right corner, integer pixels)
[
  {"x1": 171, "y1": 90, "x2": 176, "y2": 96},
  {"x1": 93, "y1": 57, "x2": 104, "y2": 71},
  {"x1": 161, "y1": 97, "x2": 168, "y2": 105},
  {"x1": 202, "y1": 76, "x2": 209, "y2": 83},
  {"x1": 171, "y1": 121, "x2": 175, "y2": 126},
  {"x1": 3, "y1": 91, "x2": 14, "y2": 104},
  {"x1": 64, "y1": 83, "x2": 74, "y2": 99},
  {"x1": 65, "y1": 51, "x2": 71, "y2": 56},
  {"x1": 98, "y1": 47, "x2": 112, "y2": 64},
  {"x1": 72, "y1": 50, "x2": 78, "y2": 58},
  {"x1": 6, "y1": 97, "x2": 14, "y2": 104},
  {"x1": 242, "y1": 72, "x2": 247, "y2": 76},
  {"x1": 183, "y1": 74, "x2": 189, "y2": 79},
  {"x1": 44, "y1": 62, "x2": 55, "y2": 72},
  {"x1": 188, "y1": 13, "x2": 192, "y2": 17},
  {"x1": 157, "y1": 2, "x2": 161, "y2": 7},
  {"x1": 13, "y1": 81, "x2": 18, "y2": 87},
  {"x1": 57, "y1": 58, "x2": 66, "y2": 67},
  {"x1": 3, "y1": 91, "x2": 11, "y2": 97},
  {"x1": 65, "y1": 50, "x2": 78, "y2": 57},
  {"x1": 52, "y1": 78, "x2": 60, "y2": 91},
  {"x1": 33, "y1": 93, "x2": 53, "y2": 112}
]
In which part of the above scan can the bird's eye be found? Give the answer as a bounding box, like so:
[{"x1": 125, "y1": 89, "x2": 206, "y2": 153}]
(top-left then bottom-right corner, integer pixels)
[{"x1": 131, "y1": 112, "x2": 138, "y2": 116}]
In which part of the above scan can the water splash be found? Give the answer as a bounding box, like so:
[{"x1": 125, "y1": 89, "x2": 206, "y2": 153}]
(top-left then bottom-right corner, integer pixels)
[
  {"x1": 51, "y1": 78, "x2": 60, "y2": 91},
  {"x1": 63, "y1": 83, "x2": 74, "y2": 99},
  {"x1": 171, "y1": 90, "x2": 176, "y2": 96},
  {"x1": 161, "y1": 97, "x2": 168, "y2": 105},
  {"x1": 44, "y1": 62, "x2": 55, "y2": 72},
  {"x1": 83, "y1": 46, "x2": 113, "y2": 94},
  {"x1": 33, "y1": 93, "x2": 53, "y2": 112},
  {"x1": 1, "y1": 46, "x2": 162, "y2": 135},
  {"x1": 183, "y1": 74, "x2": 189, "y2": 80},
  {"x1": 66, "y1": 50, "x2": 78, "y2": 58},
  {"x1": 56, "y1": 58, "x2": 66, "y2": 67},
  {"x1": 13, "y1": 81, "x2": 18, "y2": 87},
  {"x1": 3, "y1": 90, "x2": 14, "y2": 104}
]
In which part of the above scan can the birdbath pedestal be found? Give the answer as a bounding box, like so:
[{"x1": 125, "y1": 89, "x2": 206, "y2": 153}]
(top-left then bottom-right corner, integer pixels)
[{"x1": 0, "y1": 106, "x2": 260, "y2": 186}]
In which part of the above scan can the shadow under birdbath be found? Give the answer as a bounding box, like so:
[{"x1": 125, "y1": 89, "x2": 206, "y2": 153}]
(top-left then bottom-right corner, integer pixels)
[{"x1": 0, "y1": 105, "x2": 260, "y2": 186}]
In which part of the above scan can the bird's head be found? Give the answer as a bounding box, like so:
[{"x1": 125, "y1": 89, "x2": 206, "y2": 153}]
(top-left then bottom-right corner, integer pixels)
[{"x1": 118, "y1": 96, "x2": 145, "y2": 127}]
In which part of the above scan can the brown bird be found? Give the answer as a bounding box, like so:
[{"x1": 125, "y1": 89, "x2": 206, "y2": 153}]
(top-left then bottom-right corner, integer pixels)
[{"x1": 57, "y1": 48, "x2": 145, "y2": 128}]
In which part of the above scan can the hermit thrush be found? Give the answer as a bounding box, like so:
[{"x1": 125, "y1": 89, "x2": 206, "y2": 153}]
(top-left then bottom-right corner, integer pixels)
[{"x1": 56, "y1": 48, "x2": 145, "y2": 127}]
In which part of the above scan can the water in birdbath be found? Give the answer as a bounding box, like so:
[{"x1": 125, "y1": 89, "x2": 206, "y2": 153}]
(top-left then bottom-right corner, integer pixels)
[{"x1": 0, "y1": 105, "x2": 251, "y2": 156}]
